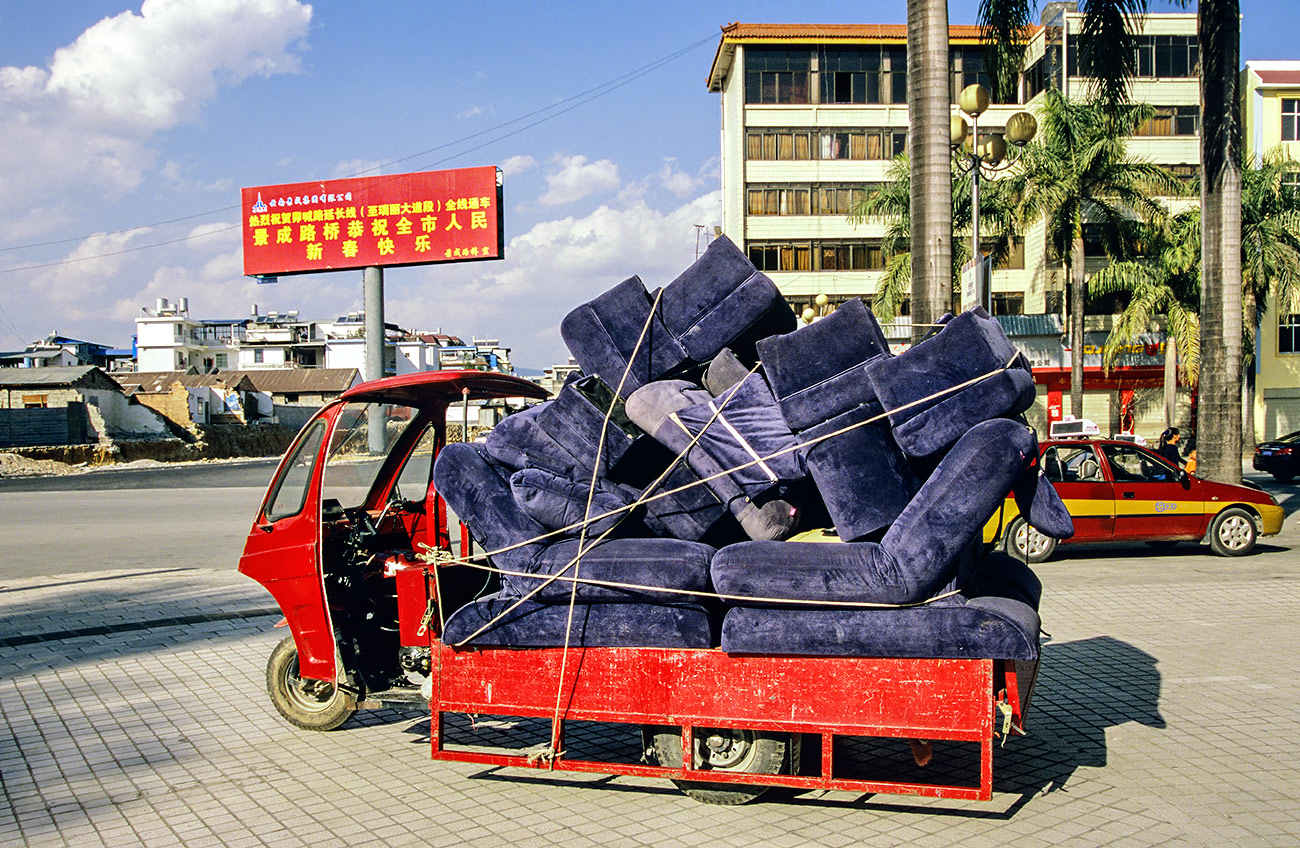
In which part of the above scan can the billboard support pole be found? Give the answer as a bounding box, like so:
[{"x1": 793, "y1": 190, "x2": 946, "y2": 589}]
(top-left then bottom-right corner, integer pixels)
[{"x1": 364, "y1": 265, "x2": 386, "y2": 454}]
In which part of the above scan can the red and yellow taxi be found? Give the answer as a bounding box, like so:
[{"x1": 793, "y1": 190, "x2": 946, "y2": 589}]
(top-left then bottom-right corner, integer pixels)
[{"x1": 983, "y1": 430, "x2": 1285, "y2": 562}]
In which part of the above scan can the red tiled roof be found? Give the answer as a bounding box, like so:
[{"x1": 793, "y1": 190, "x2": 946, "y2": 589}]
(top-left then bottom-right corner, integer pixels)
[
  {"x1": 708, "y1": 21, "x2": 1039, "y2": 90},
  {"x1": 1257, "y1": 70, "x2": 1300, "y2": 86},
  {"x1": 719, "y1": 22, "x2": 989, "y2": 41}
]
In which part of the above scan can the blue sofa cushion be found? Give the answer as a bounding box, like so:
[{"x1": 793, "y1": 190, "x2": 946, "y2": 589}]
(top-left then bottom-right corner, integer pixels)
[
  {"x1": 798, "y1": 401, "x2": 920, "y2": 540},
  {"x1": 712, "y1": 419, "x2": 1038, "y2": 606},
  {"x1": 519, "y1": 537, "x2": 715, "y2": 604},
  {"x1": 509, "y1": 467, "x2": 638, "y2": 538},
  {"x1": 757, "y1": 298, "x2": 891, "y2": 432},
  {"x1": 658, "y1": 234, "x2": 796, "y2": 363},
  {"x1": 718, "y1": 595, "x2": 1040, "y2": 660},
  {"x1": 432, "y1": 442, "x2": 548, "y2": 594},
  {"x1": 443, "y1": 593, "x2": 714, "y2": 649},
  {"x1": 560, "y1": 275, "x2": 690, "y2": 394},
  {"x1": 866, "y1": 308, "x2": 1036, "y2": 458},
  {"x1": 626, "y1": 375, "x2": 806, "y2": 541}
]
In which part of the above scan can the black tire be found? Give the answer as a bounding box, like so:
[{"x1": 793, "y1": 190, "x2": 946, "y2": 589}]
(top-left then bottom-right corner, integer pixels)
[
  {"x1": 1208, "y1": 507, "x2": 1258, "y2": 557},
  {"x1": 266, "y1": 635, "x2": 356, "y2": 731},
  {"x1": 642, "y1": 726, "x2": 796, "y2": 805},
  {"x1": 1270, "y1": 471, "x2": 1295, "y2": 483},
  {"x1": 1006, "y1": 517, "x2": 1057, "y2": 564}
]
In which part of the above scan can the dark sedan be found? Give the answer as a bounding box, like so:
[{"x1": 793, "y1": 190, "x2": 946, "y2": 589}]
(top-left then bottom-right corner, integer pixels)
[{"x1": 1253, "y1": 430, "x2": 1300, "y2": 482}]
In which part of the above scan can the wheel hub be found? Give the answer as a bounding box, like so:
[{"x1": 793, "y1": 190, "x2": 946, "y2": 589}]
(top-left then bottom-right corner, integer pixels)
[{"x1": 699, "y1": 729, "x2": 751, "y2": 769}]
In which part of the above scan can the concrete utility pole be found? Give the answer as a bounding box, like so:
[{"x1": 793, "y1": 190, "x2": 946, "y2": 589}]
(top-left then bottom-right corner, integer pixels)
[{"x1": 364, "y1": 265, "x2": 386, "y2": 453}]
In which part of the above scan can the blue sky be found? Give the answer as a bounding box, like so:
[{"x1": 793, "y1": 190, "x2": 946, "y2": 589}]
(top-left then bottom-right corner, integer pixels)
[{"x1": 0, "y1": 1, "x2": 1292, "y2": 370}]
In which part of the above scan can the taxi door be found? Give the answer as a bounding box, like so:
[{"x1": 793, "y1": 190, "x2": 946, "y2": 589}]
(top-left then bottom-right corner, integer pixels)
[
  {"x1": 1098, "y1": 443, "x2": 1204, "y2": 540},
  {"x1": 1042, "y1": 443, "x2": 1114, "y2": 540}
]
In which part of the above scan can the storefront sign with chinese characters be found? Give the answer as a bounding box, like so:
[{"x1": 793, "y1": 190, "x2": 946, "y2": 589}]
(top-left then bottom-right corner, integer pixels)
[{"x1": 241, "y1": 166, "x2": 501, "y2": 277}]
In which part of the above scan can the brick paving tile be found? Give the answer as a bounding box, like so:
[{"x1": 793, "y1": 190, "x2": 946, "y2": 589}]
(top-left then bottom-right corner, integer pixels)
[{"x1": 2, "y1": 551, "x2": 1299, "y2": 846}]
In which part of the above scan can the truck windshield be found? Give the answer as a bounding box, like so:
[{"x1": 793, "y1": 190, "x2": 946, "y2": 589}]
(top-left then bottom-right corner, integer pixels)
[{"x1": 321, "y1": 402, "x2": 420, "y2": 509}]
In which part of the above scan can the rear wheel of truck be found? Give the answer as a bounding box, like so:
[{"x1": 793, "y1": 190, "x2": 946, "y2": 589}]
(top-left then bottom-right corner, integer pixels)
[
  {"x1": 641, "y1": 726, "x2": 796, "y2": 805},
  {"x1": 267, "y1": 635, "x2": 356, "y2": 731}
]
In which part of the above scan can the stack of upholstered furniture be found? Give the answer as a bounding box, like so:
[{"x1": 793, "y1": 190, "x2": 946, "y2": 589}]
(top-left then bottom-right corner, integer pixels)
[{"x1": 433, "y1": 235, "x2": 1072, "y2": 667}]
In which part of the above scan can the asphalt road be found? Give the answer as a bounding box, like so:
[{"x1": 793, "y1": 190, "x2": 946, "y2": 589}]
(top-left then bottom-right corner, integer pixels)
[
  {"x1": 0, "y1": 458, "x2": 1294, "y2": 583},
  {"x1": 0, "y1": 459, "x2": 278, "y2": 580}
]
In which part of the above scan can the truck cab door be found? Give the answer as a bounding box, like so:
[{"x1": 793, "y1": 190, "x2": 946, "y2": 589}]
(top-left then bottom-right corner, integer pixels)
[{"x1": 238, "y1": 416, "x2": 337, "y2": 680}]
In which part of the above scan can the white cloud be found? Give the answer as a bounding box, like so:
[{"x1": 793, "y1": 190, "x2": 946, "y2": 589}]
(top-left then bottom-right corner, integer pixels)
[
  {"x1": 0, "y1": 0, "x2": 312, "y2": 233},
  {"x1": 499, "y1": 154, "x2": 537, "y2": 177},
  {"x1": 538, "y1": 155, "x2": 620, "y2": 206},
  {"x1": 458, "y1": 105, "x2": 486, "y2": 119},
  {"x1": 332, "y1": 158, "x2": 389, "y2": 178},
  {"x1": 390, "y1": 189, "x2": 723, "y2": 368}
]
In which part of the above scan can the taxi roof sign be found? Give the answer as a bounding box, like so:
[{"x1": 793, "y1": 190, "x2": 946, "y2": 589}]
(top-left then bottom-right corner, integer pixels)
[{"x1": 1050, "y1": 416, "x2": 1100, "y2": 439}]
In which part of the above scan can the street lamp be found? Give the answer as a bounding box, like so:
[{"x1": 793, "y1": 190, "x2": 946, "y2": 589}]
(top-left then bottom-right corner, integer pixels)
[{"x1": 951, "y1": 83, "x2": 1037, "y2": 314}]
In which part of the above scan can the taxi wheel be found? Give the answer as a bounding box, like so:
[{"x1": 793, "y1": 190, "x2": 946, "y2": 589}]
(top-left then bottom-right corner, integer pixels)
[
  {"x1": 1209, "y1": 507, "x2": 1258, "y2": 557},
  {"x1": 1007, "y1": 517, "x2": 1057, "y2": 564},
  {"x1": 267, "y1": 636, "x2": 356, "y2": 731}
]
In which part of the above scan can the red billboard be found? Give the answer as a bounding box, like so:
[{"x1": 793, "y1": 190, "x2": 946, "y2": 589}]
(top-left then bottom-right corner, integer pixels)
[{"x1": 241, "y1": 166, "x2": 502, "y2": 277}]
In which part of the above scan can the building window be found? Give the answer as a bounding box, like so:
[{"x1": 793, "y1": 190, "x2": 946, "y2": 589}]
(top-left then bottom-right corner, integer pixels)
[
  {"x1": 991, "y1": 293, "x2": 1025, "y2": 315},
  {"x1": 173, "y1": 325, "x2": 183, "y2": 341},
  {"x1": 284, "y1": 393, "x2": 299, "y2": 403},
  {"x1": 1283, "y1": 99, "x2": 1300, "y2": 142},
  {"x1": 254, "y1": 349, "x2": 264, "y2": 363},
  {"x1": 949, "y1": 46, "x2": 992, "y2": 103},
  {"x1": 816, "y1": 185, "x2": 873, "y2": 215},
  {"x1": 746, "y1": 130, "x2": 815, "y2": 160},
  {"x1": 1169, "y1": 164, "x2": 1200, "y2": 184},
  {"x1": 994, "y1": 238, "x2": 1026, "y2": 270},
  {"x1": 745, "y1": 48, "x2": 812, "y2": 104},
  {"x1": 1136, "y1": 106, "x2": 1200, "y2": 137},
  {"x1": 1282, "y1": 170, "x2": 1300, "y2": 192},
  {"x1": 820, "y1": 129, "x2": 905, "y2": 160},
  {"x1": 819, "y1": 47, "x2": 907, "y2": 104},
  {"x1": 1281, "y1": 314, "x2": 1300, "y2": 354},
  {"x1": 748, "y1": 240, "x2": 886, "y2": 272},
  {"x1": 22, "y1": 394, "x2": 49, "y2": 409},
  {"x1": 214, "y1": 353, "x2": 228, "y2": 369},
  {"x1": 1070, "y1": 35, "x2": 1197, "y2": 79},
  {"x1": 747, "y1": 187, "x2": 812, "y2": 215},
  {"x1": 745, "y1": 129, "x2": 905, "y2": 161}
]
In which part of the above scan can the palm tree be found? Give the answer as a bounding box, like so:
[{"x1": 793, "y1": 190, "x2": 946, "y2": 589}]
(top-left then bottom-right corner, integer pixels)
[
  {"x1": 1197, "y1": 0, "x2": 1243, "y2": 482},
  {"x1": 1088, "y1": 210, "x2": 1201, "y2": 430},
  {"x1": 1240, "y1": 151, "x2": 1300, "y2": 448},
  {"x1": 907, "y1": 0, "x2": 954, "y2": 343},
  {"x1": 978, "y1": 0, "x2": 1245, "y2": 482},
  {"x1": 849, "y1": 154, "x2": 1020, "y2": 322},
  {"x1": 1005, "y1": 88, "x2": 1180, "y2": 418}
]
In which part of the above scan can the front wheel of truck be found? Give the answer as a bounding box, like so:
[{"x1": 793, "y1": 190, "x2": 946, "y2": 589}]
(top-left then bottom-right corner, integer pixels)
[{"x1": 267, "y1": 635, "x2": 356, "y2": 731}]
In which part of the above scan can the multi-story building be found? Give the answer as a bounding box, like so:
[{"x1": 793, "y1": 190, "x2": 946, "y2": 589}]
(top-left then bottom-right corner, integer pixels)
[
  {"x1": 1242, "y1": 60, "x2": 1300, "y2": 438},
  {"x1": 707, "y1": 6, "x2": 1201, "y2": 435},
  {"x1": 133, "y1": 298, "x2": 514, "y2": 379}
]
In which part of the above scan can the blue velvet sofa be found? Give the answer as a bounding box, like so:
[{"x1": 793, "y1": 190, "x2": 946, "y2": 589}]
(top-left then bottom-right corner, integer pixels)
[{"x1": 430, "y1": 244, "x2": 1073, "y2": 665}]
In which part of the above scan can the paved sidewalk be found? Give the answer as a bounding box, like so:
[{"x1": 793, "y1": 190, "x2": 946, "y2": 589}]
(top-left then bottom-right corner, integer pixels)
[{"x1": 2, "y1": 555, "x2": 1298, "y2": 848}]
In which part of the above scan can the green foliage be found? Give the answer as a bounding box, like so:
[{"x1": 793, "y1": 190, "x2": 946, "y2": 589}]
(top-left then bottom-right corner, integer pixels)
[{"x1": 1088, "y1": 210, "x2": 1202, "y2": 381}]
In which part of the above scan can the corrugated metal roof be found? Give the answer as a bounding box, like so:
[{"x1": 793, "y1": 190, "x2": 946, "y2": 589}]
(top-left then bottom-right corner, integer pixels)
[
  {"x1": 112, "y1": 371, "x2": 192, "y2": 394},
  {"x1": 0, "y1": 365, "x2": 110, "y2": 387},
  {"x1": 995, "y1": 313, "x2": 1064, "y2": 337},
  {"x1": 225, "y1": 368, "x2": 360, "y2": 394}
]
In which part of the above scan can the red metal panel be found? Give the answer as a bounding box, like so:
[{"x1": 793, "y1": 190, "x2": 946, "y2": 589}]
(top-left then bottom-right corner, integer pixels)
[
  {"x1": 430, "y1": 646, "x2": 999, "y2": 801},
  {"x1": 436, "y1": 646, "x2": 990, "y2": 738}
]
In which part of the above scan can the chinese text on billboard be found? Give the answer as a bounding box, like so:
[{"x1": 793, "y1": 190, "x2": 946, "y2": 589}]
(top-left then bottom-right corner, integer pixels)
[{"x1": 241, "y1": 166, "x2": 501, "y2": 277}]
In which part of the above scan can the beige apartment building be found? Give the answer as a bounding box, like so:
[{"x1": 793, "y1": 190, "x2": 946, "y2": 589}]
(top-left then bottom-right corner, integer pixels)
[{"x1": 1242, "y1": 60, "x2": 1300, "y2": 439}]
